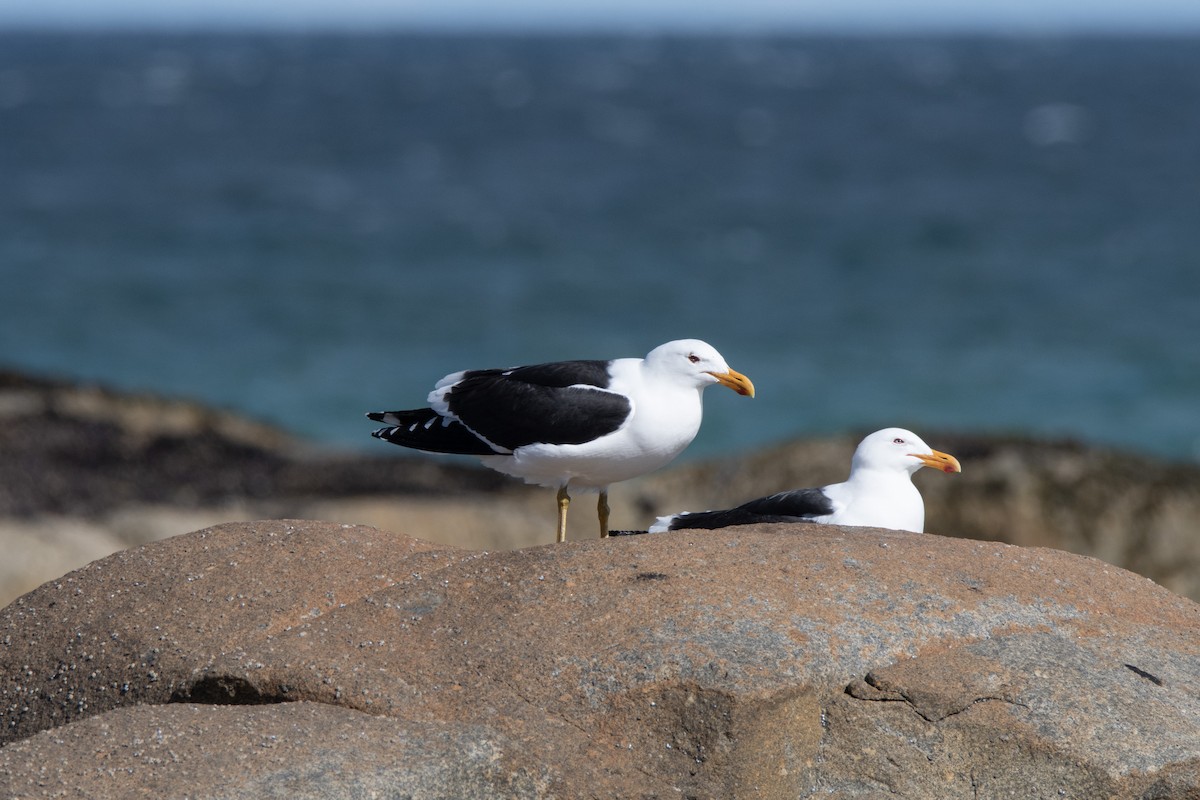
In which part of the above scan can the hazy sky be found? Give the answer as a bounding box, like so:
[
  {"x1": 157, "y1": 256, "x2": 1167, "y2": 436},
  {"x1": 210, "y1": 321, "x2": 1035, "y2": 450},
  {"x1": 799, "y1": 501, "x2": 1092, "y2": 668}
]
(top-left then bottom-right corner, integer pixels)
[{"x1": 4, "y1": 0, "x2": 1200, "y2": 32}]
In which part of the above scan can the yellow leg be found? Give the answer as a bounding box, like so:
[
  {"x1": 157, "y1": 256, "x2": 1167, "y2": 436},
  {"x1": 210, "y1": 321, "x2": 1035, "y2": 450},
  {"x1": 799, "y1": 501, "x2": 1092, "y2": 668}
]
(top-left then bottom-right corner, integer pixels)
[
  {"x1": 598, "y1": 491, "x2": 610, "y2": 539},
  {"x1": 556, "y1": 486, "x2": 570, "y2": 543}
]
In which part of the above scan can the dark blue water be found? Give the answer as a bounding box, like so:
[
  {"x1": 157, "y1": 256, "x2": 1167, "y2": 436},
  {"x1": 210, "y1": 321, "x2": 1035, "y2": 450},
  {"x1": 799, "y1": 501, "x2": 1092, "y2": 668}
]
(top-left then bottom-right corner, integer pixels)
[{"x1": 1, "y1": 33, "x2": 1198, "y2": 462}]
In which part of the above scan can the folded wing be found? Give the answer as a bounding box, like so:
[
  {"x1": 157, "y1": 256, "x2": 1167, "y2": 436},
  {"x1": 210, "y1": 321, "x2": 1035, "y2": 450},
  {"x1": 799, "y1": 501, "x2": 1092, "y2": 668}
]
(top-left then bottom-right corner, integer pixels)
[{"x1": 665, "y1": 487, "x2": 835, "y2": 530}]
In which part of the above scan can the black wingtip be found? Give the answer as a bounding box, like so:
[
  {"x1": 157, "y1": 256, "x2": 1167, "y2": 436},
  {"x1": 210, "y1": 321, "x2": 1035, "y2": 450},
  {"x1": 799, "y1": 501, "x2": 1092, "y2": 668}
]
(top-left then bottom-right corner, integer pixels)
[
  {"x1": 607, "y1": 529, "x2": 650, "y2": 537},
  {"x1": 365, "y1": 409, "x2": 498, "y2": 455}
]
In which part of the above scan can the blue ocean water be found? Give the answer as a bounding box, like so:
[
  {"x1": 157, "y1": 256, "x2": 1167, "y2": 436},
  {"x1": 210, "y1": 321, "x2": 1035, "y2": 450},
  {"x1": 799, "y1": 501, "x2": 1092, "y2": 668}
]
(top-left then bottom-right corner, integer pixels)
[{"x1": 1, "y1": 33, "x2": 1197, "y2": 462}]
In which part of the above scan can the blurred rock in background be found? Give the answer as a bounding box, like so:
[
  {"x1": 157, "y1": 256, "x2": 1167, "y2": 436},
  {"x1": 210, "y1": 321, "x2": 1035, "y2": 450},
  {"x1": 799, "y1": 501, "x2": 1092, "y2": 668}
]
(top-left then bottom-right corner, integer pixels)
[{"x1": 2, "y1": 369, "x2": 1197, "y2": 607}]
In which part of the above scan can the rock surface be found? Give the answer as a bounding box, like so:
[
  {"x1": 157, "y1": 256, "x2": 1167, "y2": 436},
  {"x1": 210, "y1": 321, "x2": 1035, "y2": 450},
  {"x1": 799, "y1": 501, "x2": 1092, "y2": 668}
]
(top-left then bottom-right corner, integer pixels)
[{"x1": 3, "y1": 519, "x2": 1199, "y2": 798}]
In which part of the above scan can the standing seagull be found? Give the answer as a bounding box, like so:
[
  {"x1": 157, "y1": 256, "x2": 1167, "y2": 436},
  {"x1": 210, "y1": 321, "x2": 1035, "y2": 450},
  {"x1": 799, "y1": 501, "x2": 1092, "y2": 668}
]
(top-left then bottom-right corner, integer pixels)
[
  {"x1": 367, "y1": 339, "x2": 754, "y2": 542},
  {"x1": 647, "y1": 428, "x2": 960, "y2": 534}
]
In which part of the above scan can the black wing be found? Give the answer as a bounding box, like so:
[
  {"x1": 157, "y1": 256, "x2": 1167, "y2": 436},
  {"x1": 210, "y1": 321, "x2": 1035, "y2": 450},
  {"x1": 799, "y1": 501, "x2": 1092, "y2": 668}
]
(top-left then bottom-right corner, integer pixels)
[
  {"x1": 443, "y1": 360, "x2": 631, "y2": 451},
  {"x1": 501, "y1": 359, "x2": 614, "y2": 389},
  {"x1": 667, "y1": 488, "x2": 835, "y2": 531}
]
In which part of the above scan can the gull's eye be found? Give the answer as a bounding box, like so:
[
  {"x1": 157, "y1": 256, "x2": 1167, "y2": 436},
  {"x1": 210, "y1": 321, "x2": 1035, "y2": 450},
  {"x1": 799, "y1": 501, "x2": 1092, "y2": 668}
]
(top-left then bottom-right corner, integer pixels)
[
  {"x1": 893, "y1": 437, "x2": 905, "y2": 444},
  {"x1": 688, "y1": 353, "x2": 701, "y2": 363}
]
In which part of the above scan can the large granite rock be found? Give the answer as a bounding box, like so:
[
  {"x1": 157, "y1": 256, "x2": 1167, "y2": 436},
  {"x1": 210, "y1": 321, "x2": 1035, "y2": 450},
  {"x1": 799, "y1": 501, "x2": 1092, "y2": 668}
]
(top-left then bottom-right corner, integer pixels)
[{"x1": 2, "y1": 519, "x2": 1198, "y2": 798}]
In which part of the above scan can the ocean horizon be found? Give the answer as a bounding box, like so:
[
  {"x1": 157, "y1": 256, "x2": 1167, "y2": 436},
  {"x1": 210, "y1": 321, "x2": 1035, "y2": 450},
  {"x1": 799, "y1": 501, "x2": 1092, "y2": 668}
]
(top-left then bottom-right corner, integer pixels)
[{"x1": 1, "y1": 32, "x2": 1197, "y2": 463}]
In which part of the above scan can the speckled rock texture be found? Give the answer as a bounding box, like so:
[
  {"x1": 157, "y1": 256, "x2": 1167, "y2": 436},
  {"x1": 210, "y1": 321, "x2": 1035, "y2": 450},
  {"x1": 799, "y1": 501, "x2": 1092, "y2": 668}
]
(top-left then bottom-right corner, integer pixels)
[{"x1": 2, "y1": 519, "x2": 1199, "y2": 799}]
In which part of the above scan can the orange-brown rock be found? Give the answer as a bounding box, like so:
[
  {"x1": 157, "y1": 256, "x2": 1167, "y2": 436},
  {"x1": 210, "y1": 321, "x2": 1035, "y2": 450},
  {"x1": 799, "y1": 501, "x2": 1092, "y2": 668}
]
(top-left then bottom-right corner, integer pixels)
[{"x1": 2, "y1": 519, "x2": 1199, "y2": 798}]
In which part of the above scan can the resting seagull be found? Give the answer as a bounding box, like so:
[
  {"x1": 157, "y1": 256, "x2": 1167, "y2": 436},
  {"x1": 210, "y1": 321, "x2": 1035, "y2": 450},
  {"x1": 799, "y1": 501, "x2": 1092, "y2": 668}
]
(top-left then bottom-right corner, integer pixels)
[
  {"x1": 647, "y1": 428, "x2": 960, "y2": 534},
  {"x1": 367, "y1": 339, "x2": 754, "y2": 543}
]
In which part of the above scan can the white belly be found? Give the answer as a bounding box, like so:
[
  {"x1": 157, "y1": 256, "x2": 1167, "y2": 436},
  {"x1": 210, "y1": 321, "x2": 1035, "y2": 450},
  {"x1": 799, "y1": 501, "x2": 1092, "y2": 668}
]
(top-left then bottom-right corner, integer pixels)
[{"x1": 480, "y1": 383, "x2": 704, "y2": 490}]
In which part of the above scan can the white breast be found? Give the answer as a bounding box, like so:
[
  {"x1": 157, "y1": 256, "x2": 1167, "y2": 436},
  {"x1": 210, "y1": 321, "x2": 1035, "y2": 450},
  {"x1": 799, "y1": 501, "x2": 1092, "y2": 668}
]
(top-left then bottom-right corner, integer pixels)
[{"x1": 817, "y1": 473, "x2": 926, "y2": 532}]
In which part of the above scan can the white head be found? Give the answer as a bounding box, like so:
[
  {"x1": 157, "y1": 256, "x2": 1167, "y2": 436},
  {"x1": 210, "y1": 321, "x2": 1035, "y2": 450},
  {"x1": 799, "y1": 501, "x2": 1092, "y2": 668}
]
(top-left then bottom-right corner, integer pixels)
[
  {"x1": 643, "y1": 339, "x2": 755, "y2": 397},
  {"x1": 851, "y1": 428, "x2": 962, "y2": 477}
]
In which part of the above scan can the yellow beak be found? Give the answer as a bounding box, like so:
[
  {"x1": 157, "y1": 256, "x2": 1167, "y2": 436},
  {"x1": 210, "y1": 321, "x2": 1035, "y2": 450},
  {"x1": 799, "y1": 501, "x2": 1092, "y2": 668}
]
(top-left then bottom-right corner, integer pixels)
[
  {"x1": 912, "y1": 449, "x2": 962, "y2": 474},
  {"x1": 707, "y1": 368, "x2": 755, "y2": 397}
]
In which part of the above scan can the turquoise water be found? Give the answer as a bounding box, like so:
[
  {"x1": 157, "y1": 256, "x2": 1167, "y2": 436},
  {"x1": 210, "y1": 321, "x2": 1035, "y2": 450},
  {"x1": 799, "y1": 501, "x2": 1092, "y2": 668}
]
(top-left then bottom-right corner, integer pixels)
[{"x1": 1, "y1": 33, "x2": 1198, "y2": 461}]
